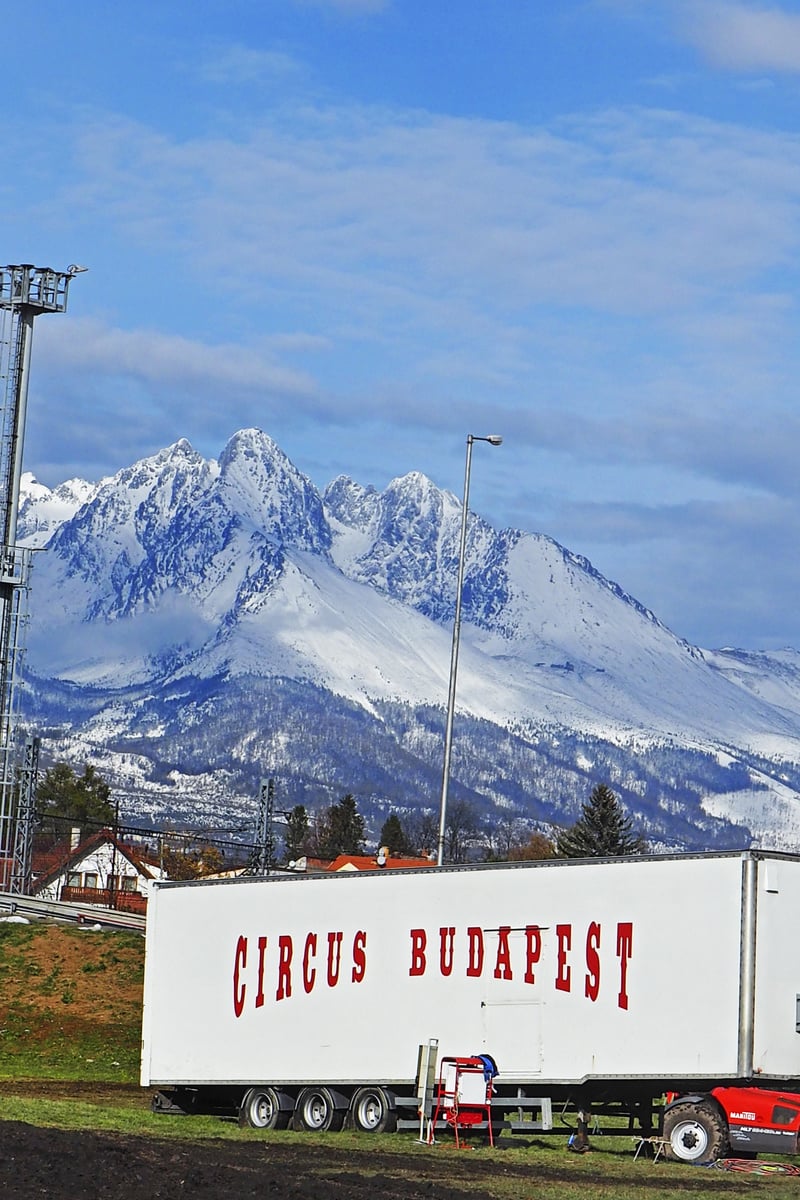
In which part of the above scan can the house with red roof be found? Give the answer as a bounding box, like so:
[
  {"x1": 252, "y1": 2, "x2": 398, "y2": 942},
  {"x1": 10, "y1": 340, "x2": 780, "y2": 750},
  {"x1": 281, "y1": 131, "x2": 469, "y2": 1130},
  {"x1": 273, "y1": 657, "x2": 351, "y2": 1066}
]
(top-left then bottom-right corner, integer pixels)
[
  {"x1": 287, "y1": 848, "x2": 436, "y2": 874},
  {"x1": 31, "y1": 828, "x2": 164, "y2": 914}
]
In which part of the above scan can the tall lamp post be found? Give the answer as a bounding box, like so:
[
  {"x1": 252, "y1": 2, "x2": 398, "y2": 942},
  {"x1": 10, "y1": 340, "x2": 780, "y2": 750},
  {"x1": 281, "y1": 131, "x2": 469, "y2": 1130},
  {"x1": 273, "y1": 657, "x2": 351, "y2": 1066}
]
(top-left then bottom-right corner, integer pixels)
[{"x1": 437, "y1": 433, "x2": 502, "y2": 866}]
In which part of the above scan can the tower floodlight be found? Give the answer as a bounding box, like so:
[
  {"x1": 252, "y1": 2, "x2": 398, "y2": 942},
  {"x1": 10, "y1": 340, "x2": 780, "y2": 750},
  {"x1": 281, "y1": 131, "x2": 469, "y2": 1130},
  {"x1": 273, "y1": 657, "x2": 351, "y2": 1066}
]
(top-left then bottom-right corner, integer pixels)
[{"x1": 0, "y1": 264, "x2": 83, "y2": 891}]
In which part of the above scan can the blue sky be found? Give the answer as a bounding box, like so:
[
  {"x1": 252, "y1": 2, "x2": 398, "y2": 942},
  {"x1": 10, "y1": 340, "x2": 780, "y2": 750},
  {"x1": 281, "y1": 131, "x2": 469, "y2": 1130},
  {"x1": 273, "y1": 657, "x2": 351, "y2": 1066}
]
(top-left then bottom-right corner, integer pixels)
[{"x1": 5, "y1": 1, "x2": 800, "y2": 649}]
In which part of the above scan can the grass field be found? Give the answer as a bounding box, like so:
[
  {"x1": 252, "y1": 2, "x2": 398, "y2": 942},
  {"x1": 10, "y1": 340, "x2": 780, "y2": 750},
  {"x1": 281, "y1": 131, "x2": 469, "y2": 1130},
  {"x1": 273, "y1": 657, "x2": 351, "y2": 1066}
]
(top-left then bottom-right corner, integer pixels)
[
  {"x1": 0, "y1": 919, "x2": 143, "y2": 1081},
  {"x1": 2, "y1": 920, "x2": 800, "y2": 1199}
]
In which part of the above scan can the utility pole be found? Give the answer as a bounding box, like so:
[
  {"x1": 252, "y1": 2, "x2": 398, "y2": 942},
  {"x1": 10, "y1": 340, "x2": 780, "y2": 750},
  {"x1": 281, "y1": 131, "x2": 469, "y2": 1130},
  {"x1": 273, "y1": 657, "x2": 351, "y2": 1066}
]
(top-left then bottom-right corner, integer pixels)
[{"x1": 0, "y1": 265, "x2": 85, "y2": 891}]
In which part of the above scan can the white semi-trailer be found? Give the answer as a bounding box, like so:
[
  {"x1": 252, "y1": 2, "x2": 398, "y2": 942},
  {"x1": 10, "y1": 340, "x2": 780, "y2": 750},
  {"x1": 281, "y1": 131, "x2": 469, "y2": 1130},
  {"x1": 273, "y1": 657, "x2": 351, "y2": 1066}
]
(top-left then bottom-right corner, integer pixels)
[{"x1": 141, "y1": 850, "x2": 800, "y2": 1161}]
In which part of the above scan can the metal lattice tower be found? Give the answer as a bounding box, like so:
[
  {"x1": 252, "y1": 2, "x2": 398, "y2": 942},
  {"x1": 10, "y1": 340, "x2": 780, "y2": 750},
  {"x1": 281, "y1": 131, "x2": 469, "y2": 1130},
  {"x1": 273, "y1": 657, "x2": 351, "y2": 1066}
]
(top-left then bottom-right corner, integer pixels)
[
  {"x1": 246, "y1": 777, "x2": 275, "y2": 875},
  {"x1": 10, "y1": 735, "x2": 40, "y2": 894},
  {"x1": 0, "y1": 265, "x2": 83, "y2": 892}
]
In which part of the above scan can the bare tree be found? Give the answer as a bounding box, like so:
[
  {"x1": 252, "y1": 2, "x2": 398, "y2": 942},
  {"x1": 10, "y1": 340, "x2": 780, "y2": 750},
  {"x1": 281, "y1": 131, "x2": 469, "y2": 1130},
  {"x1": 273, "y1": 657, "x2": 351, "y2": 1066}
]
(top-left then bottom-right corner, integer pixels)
[
  {"x1": 481, "y1": 808, "x2": 531, "y2": 861},
  {"x1": 443, "y1": 798, "x2": 481, "y2": 864}
]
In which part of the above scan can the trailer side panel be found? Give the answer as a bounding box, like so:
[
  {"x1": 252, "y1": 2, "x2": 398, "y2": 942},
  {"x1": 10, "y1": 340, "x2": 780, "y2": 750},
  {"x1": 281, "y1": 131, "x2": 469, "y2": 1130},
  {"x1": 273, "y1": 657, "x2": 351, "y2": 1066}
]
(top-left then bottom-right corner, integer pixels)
[{"x1": 141, "y1": 854, "x2": 775, "y2": 1090}]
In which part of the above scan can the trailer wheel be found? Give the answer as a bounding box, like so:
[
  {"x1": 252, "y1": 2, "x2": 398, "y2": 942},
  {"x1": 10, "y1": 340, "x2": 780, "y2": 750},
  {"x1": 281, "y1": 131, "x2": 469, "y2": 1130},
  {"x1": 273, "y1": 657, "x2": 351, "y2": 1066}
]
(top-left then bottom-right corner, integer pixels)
[
  {"x1": 663, "y1": 1102, "x2": 728, "y2": 1163},
  {"x1": 295, "y1": 1086, "x2": 345, "y2": 1133},
  {"x1": 350, "y1": 1087, "x2": 397, "y2": 1134},
  {"x1": 239, "y1": 1086, "x2": 291, "y2": 1130}
]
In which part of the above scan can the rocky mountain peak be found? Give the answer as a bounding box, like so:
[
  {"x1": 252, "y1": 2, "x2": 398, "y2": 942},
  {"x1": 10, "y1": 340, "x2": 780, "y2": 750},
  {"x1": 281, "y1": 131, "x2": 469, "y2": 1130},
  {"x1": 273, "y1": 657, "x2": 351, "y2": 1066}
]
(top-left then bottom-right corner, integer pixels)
[
  {"x1": 19, "y1": 428, "x2": 800, "y2": 852},
  {"x1": 219, "y1": 428, "x2": 331, "y2": 555}
]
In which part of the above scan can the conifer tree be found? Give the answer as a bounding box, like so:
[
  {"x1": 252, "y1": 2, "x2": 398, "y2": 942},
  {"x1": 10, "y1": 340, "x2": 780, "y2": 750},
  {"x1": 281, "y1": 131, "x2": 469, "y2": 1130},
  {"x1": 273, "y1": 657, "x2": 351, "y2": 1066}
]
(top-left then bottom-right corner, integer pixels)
[
  {"x1": 36, "y1": 762, "x2": 114, "y2": 840},
  {"x1": 311, "y1": 794, "x2": 366, "y2": 859},
  {"x1": 378, "y1": 812, "x2": 412, "y2": 857},
  {"x1": 284, "y1": 805, "x2": 310, "y2": 862},
  {"x1": 556, "y1": 783, "x2": 647, "y2": 858}
]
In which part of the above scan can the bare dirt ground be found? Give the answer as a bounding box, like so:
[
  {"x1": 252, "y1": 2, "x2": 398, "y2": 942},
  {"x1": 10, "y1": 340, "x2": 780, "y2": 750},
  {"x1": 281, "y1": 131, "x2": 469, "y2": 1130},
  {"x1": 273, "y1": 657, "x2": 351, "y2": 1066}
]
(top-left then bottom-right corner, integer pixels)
[
  {"x1": 0, "y1": 1118, "x2": 503, "y2": 1200},
  {"x1": 0, "y1": 1117, "x2": 751, "y2": 1200}
]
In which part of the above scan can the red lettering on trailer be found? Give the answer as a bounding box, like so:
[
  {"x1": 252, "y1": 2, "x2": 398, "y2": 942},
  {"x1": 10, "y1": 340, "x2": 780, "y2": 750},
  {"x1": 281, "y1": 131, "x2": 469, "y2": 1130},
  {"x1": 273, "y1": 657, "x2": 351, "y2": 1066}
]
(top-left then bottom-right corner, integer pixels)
[
  {"x1": 585, "y1": 922, "x2": 600, "y2": 1002},
  {"x1": 276, "y1": 935, "x2": 293, "y2": 1001},
  {"x1": 256, "y1": 935, "x2": 268, "y2": 1008},
  {"x1": 234, "y1": 918, "x2": 635, "y2": 1015},
  {"x1": 524, "y1": 925, "x2": 542, "y2": 984},
  {"x1": 233, "y1": 928, "x2": 371, "y2": 1014},
  {"x1": 466, "y1": 927, "x2": 484, "y2": 977},
  {"x1": 616, "y1": 922, "x2": 633, "y2": 1010},
  {"x1": 351, "y1": 930, "x2": 367, "y2": 982},
  {"x1": 494, "y1": 926, "x2": 513, "y2": 980},
  {"x1": 555, "y1": 924, "x2": 572, "y2": 992},
  {"x1": 409, "y1": 928, "x2": 426, "y2": 976},
  {"x1": 303, "y1": 933, "x2": 317, "y2": 994},
  {"x1": 326, "y1": 932, "x2": 343, "y2": 987},
  {"x1": 233, "y1": 934, "x2": 247, "y2": 1018},
  {"x1": 439, "y1": 927, "x2": 455, "y2": 976}
]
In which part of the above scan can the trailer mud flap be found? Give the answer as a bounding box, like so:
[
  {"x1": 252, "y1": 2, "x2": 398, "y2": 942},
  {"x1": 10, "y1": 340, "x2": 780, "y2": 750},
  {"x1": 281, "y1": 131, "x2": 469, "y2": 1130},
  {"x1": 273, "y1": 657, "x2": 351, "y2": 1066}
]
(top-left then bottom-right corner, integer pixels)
[{"x1": 480, "y1": 1000, "x2": 543, "y2": 1076}]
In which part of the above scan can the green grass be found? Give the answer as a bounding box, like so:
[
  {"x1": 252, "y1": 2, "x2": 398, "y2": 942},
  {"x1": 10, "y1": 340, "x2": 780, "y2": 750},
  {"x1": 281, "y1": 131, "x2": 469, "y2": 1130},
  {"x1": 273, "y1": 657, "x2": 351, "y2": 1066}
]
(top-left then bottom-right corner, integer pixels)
[
  {"x1": 1, "y1": 922, "x2": 800, "y2": 1198},
  {"x1": 0, "y1": 1088, "x2": 797, "y2": 1199},
  {"x1": 0, "y1": 922, "x2": 143, "y2": 1082}
]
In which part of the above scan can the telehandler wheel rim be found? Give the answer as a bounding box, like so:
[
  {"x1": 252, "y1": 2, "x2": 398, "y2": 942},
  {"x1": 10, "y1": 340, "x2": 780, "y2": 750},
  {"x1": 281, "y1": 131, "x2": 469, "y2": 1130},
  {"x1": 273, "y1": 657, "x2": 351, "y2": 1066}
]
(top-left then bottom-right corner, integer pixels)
[
  {"x1": 663, "y1": 1100, "x2": 727, "y2": 1164},
  {"x1": 667, "y1": 1117, "x2": 710, "y2": 1162}
]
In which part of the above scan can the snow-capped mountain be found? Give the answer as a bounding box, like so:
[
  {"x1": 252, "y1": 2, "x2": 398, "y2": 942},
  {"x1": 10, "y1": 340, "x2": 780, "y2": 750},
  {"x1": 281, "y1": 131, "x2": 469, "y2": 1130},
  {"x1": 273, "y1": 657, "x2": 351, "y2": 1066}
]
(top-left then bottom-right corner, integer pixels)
[
  {"x1": 19, "y1": 472, "x2": 98, "y2": 548},
  {"x1": 19, "y1": 429, "x2": 800, "y2": 850}
]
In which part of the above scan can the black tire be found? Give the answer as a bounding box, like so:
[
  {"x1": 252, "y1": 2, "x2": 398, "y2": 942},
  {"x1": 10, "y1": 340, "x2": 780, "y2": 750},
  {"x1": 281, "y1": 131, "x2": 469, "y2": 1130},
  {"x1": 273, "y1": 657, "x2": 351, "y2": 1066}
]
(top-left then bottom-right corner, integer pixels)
[
  {"x1": 238, "y1": 1086, "x2": 291, "y2": 1130},
  {"x1": 663, "y1": 1102, "x2": 728, "y2": 1163},
  {"x1": 294, "y1": 1086, "x2": 345, "y2": 1133},
  {"x1": 350, "y1": 1087, "x2": 397, "y2": 1134}
]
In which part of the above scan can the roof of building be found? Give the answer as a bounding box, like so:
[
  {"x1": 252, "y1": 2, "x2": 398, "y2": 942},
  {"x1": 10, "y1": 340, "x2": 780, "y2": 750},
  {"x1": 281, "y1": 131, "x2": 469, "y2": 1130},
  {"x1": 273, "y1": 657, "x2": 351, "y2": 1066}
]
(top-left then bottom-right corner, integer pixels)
[
  {"x1": 326, "y1": 853, "x2": 436, "y2": 872},
  {"x1": 31, "y1": 828, "x2": 156, "y2": 892}
]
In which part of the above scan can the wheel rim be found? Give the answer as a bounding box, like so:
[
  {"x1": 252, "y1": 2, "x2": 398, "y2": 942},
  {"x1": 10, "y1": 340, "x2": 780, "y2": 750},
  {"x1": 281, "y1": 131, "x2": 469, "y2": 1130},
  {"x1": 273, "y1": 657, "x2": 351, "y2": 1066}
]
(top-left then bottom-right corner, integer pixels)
[
  {"x1": 669, "y1": 1118, "x2": 709, "y2": 1161},
  {"x1": 254, "y1": 1095, "x2": 274, "y2": 1126},
  {"x1": 356, "y1": 1093, "x2": 383, "y2": 1131},
  {"x1": 304, "y1": 1093, "x2": 329, "y2": 1130}
]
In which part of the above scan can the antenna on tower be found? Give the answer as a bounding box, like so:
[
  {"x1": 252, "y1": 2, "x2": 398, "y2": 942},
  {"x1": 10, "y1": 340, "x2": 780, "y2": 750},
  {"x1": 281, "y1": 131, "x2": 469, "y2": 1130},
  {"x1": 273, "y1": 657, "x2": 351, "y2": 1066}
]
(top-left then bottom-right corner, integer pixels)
[{"x1": 0, "y1": 264, "x2": 85, "y2": 892}]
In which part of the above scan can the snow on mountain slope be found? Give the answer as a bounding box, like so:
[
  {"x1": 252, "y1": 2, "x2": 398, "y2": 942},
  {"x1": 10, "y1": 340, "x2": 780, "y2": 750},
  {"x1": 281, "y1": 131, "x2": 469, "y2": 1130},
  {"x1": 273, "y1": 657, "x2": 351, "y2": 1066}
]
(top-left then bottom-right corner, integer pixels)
[
  {"x1": 704, "y1": 648, "x2": 800, "y2": 721},
  {"x1": 18, "y1": 428, "x2": 800, "y2": 848},
  {"x1": 326, "y1": 468, "x2": 800, "y2": 755},
  {"x1": 18, "y1": 472, "x2": 99, "y2": 548}
]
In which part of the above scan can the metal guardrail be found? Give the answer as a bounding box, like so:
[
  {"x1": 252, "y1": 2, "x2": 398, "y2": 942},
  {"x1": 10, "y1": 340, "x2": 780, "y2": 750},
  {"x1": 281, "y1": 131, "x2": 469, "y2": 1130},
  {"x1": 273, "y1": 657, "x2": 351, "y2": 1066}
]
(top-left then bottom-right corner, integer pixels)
[{"x1": 0, "y1": 890, "x2": 146, "y2": 933}]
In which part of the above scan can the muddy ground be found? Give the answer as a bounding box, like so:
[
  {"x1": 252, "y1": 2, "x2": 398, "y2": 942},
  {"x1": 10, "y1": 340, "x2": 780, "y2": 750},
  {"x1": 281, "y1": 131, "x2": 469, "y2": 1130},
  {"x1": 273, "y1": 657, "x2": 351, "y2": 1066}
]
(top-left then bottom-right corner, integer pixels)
[
  {"x1": 0, "y1": 1118, "x2": 502, "y2": 1200},
  {"x1": 0, "y1": 1081, "x2": 496, "y2": 1200},
  {"x1": 0, "y1": 1118, "x2": 753, "y2": 1200},
  {"x1": 0, "y1": 1084, "x2": 752, "y2": 1200}
]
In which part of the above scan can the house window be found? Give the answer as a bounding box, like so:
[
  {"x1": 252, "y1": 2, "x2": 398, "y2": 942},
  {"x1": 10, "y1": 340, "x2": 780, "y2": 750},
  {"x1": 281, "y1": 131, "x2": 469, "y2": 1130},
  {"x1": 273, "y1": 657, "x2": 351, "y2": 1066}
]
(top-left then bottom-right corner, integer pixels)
[
  {"x1": 67, "y1": 872, "x2": 81, "y2": 888},
  {"x1": 84, "y1": 873, "x2": 98, "y2": 889},
  {"x1": 120, "y1": 876, "x2": 137, "y2": 893}
]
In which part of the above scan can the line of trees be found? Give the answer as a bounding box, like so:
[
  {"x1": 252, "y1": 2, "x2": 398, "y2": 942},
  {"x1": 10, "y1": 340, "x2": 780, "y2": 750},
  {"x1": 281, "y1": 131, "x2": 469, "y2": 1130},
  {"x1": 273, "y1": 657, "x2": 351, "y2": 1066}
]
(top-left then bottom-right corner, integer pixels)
[
  {"x1": 282, "y1": 782, "x2": 648, "y2": 864},
  {"x1": 35, "y1": 761, "x2": 649, "y2": 868}
]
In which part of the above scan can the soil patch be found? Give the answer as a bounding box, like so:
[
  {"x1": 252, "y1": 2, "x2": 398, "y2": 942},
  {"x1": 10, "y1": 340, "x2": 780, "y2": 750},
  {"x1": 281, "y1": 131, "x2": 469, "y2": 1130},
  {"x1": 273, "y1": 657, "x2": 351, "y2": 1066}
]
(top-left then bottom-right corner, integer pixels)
[
  {"x1": 0, "y1": 922, "x2": 142, "y2": 1022},
  {"x1": 0, "y1": 1121, "x2": 498, "y2": 1200},
  {"x1": 0, "y1": 1120, "x2": 751, "y2": 1200}
]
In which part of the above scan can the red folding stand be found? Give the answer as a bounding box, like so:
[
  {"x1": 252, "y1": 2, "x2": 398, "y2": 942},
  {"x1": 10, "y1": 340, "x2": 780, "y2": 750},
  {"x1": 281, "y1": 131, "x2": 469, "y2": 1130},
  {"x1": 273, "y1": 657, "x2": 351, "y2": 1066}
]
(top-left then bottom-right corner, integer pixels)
[{"x1": 431, "y1": 1056, "x2": 495, "y2": 1148}]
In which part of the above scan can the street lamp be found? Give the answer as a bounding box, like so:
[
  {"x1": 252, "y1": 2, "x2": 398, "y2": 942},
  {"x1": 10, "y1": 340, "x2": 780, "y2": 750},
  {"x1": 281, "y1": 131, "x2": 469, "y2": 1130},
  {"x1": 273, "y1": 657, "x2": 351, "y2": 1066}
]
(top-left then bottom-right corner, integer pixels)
[{"x1": 436, "y1": 434, "x2": 502, "y2": 867}]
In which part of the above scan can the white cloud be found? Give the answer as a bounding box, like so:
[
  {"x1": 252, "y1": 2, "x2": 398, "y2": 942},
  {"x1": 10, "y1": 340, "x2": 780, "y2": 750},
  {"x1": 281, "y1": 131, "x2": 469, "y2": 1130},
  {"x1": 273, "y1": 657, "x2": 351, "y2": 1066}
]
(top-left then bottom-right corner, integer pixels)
[
  {"x1": 14, "y1": 86, "x2": 800, "y2": 648},
  {"x1": 61, "y1": 104, "x2": 800, "y2": 328},
  {"x1": 198, "y1": 44, "x2": 306, "y2": 86},
  {"x1": 29, "y1": 99, "x2": 800, "y2": 499},
  {"x1": 683, "y1": 2, "x2": 800, "y2": 71},
  {"x1": 40, "y1": 318, "x2": 319, "y2": 402}
]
